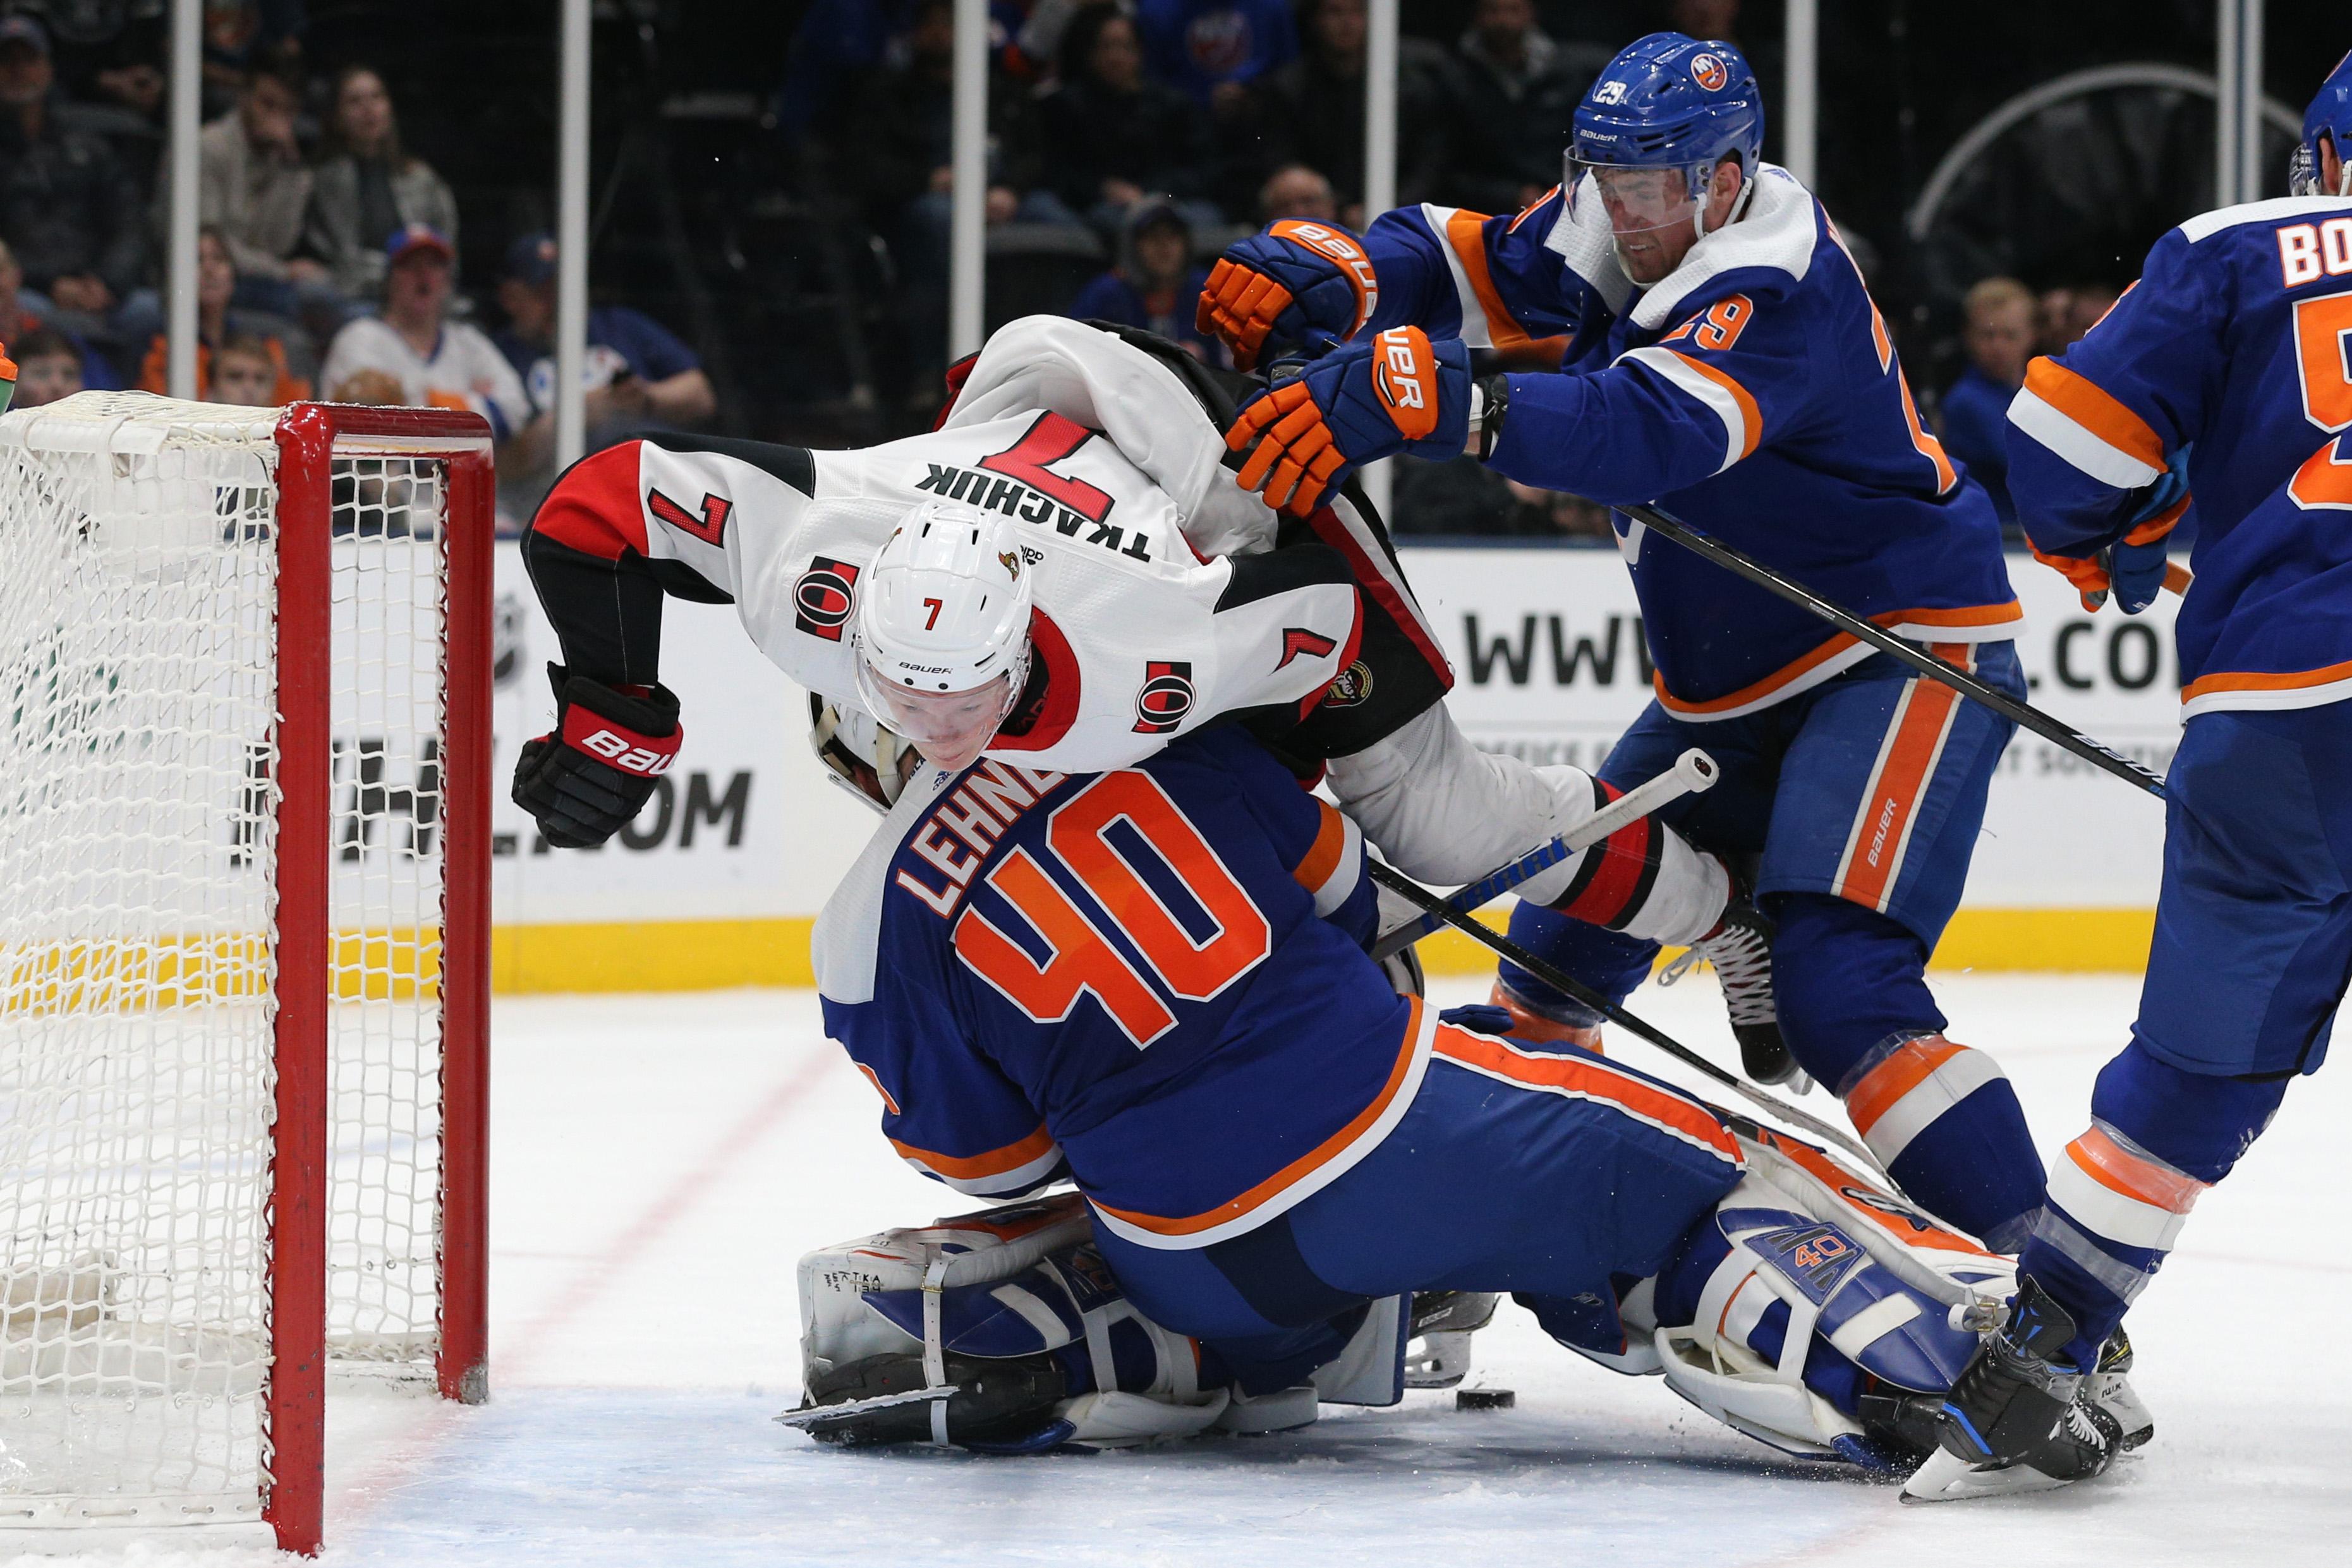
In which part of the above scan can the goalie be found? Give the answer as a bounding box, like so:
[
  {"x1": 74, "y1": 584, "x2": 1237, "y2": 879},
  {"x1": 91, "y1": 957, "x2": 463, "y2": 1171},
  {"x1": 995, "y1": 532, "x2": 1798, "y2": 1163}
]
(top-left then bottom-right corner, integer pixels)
[
  {"x1": 509, "y1": 315, "x2": 1776, "y2": 1052},
  {"x1": 782, "y1": 720, "x2": 2129, "y2": 1485}
]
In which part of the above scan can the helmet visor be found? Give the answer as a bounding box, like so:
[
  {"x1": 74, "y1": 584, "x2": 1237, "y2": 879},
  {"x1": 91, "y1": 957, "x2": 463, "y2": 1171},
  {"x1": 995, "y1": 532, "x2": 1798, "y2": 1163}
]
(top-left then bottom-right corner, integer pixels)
[
  {"x1": 1569, "y1": 160, "x2": 1701, "y2": 238},
  {"x1": 854, "y1": 665, "x2": 1014, "y2": 774}
]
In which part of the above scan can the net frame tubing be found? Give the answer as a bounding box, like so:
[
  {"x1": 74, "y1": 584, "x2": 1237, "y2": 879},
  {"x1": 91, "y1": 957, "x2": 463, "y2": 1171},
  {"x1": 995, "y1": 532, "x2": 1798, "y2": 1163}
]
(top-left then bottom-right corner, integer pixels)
[{"x1": 266, "y1": 402, "x2": 492, "y2": 1555}]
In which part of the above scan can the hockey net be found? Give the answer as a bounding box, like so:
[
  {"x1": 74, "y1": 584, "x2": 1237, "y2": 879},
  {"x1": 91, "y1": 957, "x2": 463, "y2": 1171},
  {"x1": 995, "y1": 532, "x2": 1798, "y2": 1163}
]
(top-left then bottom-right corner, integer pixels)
[{"x1": 0, "y1": 394, "x2": 490, "y2": 1552}]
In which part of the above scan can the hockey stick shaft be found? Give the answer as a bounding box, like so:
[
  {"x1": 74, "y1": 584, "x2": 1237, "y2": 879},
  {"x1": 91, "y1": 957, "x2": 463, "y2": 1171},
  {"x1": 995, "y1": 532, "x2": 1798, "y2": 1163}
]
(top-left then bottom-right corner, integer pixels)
[
  {"x1": 1623, "y1": 503, "x2": 2168, "y2": 800},
  {"x1": 1366, "y1": 859, "x2": 1887, "y2": 1174},
  {"x1": 1367, "y1": 747, "x2": 1719, "y2": 963}
]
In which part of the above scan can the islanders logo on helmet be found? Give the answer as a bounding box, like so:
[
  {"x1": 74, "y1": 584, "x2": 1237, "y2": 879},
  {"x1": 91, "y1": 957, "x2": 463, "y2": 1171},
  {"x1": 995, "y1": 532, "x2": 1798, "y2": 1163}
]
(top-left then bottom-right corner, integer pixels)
[{"x1": 1691, "y1": 52, "x2": 1728, "y2": 92}]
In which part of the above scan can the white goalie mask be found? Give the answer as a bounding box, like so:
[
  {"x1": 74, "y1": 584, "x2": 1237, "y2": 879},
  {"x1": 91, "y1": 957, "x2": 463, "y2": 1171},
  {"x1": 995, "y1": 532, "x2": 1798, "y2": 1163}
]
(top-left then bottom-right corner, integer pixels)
[{"x1": 852, "y1": 500, "x2": 1036, "y2": 773}]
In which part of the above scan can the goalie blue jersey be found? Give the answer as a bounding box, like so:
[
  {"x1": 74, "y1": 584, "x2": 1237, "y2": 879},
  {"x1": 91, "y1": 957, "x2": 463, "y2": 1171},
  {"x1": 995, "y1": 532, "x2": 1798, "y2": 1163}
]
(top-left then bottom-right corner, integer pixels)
[
  {"x1": 813, "y1": 727, "x2": 1429, "y2": 1251},
  {"x1": 2004, "y1": 195, "x2": 2352, "y2": 716},
  {"x1": 1355, "y1": 164, "x2": 2020, "y2": 720}
]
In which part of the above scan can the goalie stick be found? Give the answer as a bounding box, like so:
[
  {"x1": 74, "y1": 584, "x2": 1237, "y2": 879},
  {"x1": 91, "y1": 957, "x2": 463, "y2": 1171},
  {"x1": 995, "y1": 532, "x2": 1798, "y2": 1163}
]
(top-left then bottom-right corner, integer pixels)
[
  {"x1": 1367, "y1": 747, "x2": 1719, "y2": 963},
  {"x1": 1364, "y1": 857, "x2": 1888, "y2": 1176},
  {"x1": 1622, "y1": 502, "x2": 2171, "y2": 801}
]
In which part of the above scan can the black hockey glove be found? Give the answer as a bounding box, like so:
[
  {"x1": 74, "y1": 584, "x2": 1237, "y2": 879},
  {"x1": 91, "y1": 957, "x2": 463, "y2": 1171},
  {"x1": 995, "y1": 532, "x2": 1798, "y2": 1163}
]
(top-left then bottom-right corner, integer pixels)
[{"x1": 511, "y1": 664, "x2": 684, "y2": 848}]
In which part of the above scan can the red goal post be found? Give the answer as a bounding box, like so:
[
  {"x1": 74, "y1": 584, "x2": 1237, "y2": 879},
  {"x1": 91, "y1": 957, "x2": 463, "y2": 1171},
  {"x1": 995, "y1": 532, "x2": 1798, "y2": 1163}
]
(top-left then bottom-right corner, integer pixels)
[{"x1": 0, "y1": 396, "x2": 492, "y2": 1555}]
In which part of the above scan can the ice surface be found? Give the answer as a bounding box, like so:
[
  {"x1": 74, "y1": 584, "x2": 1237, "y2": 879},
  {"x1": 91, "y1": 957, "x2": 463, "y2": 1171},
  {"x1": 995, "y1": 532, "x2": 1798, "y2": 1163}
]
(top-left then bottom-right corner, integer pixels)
[{"x1": 8, "y1": 974, "x2": 2348, "y2": 1565}]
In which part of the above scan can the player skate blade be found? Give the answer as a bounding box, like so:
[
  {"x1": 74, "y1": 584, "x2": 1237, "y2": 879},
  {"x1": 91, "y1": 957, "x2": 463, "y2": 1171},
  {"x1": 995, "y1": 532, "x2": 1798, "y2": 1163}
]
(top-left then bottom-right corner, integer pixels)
[
  {"x1": 777, "y1": 1384, "x2": 957, "y2": 1437},
  {"x1": 1899, "y1": 1445, "x2": 2077, "y2": 1503}
]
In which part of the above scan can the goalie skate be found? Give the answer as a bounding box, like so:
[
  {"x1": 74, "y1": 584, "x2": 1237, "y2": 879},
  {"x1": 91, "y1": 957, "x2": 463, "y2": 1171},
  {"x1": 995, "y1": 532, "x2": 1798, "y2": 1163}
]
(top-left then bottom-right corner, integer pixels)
[{"x1": 1402, "y1": 1291, "x2": 1500, "y2": 1389}]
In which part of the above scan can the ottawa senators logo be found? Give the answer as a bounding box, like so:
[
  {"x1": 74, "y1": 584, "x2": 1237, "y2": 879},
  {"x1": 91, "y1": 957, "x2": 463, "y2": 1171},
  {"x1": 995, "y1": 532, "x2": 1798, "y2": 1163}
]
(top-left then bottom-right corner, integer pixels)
[
  {"x1": 998, "y1": 550, "x2": 1022, "y2": 579},
  {"x1": 1132, "y1": 660, "x2": 1196, "y2": 734},
  {"x1": 1320, "y1": 659, "x2": 1374, "y2": 708},
  {"x1": 792, "y1": 557, "x2": 860, "y2": 641},
  {"x1": 1690, "y1": 52, "x2": 1728, "y2": 92}
]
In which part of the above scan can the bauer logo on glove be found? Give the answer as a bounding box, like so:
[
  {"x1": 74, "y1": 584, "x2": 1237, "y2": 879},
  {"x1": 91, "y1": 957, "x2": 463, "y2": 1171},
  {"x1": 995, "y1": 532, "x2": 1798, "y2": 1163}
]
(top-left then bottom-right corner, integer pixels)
[
  {"x1": 1371, "y1": 328, "x2": 1439, "y2": 440},
  {"x1": 1196, "y1": 221, "x2": 1382, "y2": 370},
  {"x1": 1227, "y1": 326, "x2": 1471, "y2": 516}
]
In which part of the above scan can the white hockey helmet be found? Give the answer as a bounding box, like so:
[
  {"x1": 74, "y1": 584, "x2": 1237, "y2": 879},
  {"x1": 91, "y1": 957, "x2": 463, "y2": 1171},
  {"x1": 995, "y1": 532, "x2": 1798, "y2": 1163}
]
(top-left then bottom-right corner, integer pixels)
[{"x1": 852, "y1": 500, "x2": 1036, "y2": 773}]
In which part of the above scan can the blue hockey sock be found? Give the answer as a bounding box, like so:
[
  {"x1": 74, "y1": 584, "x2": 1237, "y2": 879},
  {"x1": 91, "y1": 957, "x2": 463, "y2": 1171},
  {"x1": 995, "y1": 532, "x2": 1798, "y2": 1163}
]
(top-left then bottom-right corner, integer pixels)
[
  {"x1": 1773, "y1": 894, "x2": 2045, "y2": 1250},
  {"x1": 2022, "y1": 1039, "x2": 2291, "y2": 1366}
]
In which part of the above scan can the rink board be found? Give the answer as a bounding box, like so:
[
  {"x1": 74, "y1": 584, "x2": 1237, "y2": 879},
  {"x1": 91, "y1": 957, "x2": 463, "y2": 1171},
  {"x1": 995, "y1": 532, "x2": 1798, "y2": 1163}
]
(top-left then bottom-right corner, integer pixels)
[{"x1": 486, "y1": 544, "x2": 2181, "y2": 990}]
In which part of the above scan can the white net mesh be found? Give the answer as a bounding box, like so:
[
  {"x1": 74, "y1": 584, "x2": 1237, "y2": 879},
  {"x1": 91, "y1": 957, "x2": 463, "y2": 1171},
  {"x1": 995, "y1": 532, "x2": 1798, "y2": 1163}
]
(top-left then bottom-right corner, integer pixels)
[{"x1": 0, "y1": 394, "x2": 459, "y2": 1533}]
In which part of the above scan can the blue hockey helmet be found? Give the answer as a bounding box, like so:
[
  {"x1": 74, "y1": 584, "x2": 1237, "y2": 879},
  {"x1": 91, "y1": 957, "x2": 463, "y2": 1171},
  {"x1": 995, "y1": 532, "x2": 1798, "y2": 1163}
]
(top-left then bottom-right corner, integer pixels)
[
  {"x1": 2291, "y1": 49, "x2": 2352, "y2": 196},
  {"x1": 1570, "y1": 31, "x2": 1764, "y2": 233}
]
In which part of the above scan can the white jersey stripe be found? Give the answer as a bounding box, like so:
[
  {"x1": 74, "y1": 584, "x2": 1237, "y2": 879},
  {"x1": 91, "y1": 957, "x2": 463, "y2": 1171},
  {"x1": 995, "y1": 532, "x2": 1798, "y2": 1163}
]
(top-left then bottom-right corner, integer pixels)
[
  {"x1": 2008, "y1": 385, "x2": 2164, "y2": 490},
  {"x1": 1419, "y1": 203, "x2": 1496, "y2": 348},
  {"x1": 1620, "y1": 347, "x2": 1750, "y2": 473}
]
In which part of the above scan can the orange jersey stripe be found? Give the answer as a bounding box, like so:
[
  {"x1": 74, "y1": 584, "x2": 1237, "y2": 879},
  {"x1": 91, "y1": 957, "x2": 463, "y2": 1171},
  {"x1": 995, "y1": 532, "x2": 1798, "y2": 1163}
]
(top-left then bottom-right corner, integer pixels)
[
  {"x1": 1897, "y1": 369, "x2": 1958, "y2": 493},
  {"x1": 2181, "y1": 656, "x2": 2352, "y2": 703},
  {"x1": 2023, "y1": 358, "x2": 2166, "y2": 471},
  {"x1": 1093, "y1": 998, "x2": 1428, "y2": 1238},
  {"x1": 2067, "y1": 1126, "x2": 2207, "y2": 1214},
  {"x1": 1445, "y1": 207, "x2": 1533, "y2": 349},
  {"x1": 1292, "y1": 800, "x2": 1350, "y2": 894},
  {"x1": 1843, "y1": 1034, "x2": 1967, "y2": 1137},
  {"x1": 1432, "y1": 1025, "x2": 1742, "y2": 1161},
  {"x1": 1652, "y1": 606, "x2": 2020, "y2": 718},
  {"x1": 1834, "y1": 666, "x2": 1963, "y2": 911},
  {"x1": 890, "y1": 1121, "x2": 1056, "y2": 1181},
  {"x1": 1654, "y1": 632, "x2": 1862, "y2": 716}
]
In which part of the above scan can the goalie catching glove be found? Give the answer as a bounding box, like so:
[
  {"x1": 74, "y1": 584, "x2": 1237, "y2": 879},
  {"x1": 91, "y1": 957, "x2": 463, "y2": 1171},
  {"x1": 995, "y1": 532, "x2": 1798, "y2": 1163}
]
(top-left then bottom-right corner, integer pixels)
[
  {"x1": 511, "y1": 663, "x2": 683, "y2": 847},
  {"x1": 1227, "y1": 327, "x2": 1472, "y2": 517},
  {"x1": 1196, "y1": 220, "x2": 1381, "y2": 371}
]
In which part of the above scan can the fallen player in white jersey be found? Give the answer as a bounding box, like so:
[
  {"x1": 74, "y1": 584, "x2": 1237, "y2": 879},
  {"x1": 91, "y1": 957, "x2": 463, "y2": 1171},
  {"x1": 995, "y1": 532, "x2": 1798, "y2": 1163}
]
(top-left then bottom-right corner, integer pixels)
[{"x1": 509, "y1": 315, "x2": 1780, "y2": 1044}]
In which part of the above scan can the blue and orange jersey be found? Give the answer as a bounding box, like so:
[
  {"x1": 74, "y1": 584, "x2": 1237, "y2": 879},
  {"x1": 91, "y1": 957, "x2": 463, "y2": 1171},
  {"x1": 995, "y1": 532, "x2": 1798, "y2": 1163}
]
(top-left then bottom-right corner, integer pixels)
[
  {"x1": 2004, "y1": 194, "x2": 2352, "y2": 716},
  {"x1": 813, "y1": 725, "x2": 1428, "y2": 1251},
  {"x1": 1358, "y1": 164, "x2": 2020, "y2": 720}
]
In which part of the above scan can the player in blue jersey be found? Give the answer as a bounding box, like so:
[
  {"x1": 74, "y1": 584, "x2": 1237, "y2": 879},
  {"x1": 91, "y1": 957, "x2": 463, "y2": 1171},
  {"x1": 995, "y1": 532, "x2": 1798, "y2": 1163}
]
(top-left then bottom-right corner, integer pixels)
[
  {"x1": 806, "y1": 719, "x2": 2038, "y2": 1469},
  {"x1": 1915, "y1": 55, "x2": 2352, "y2": 1499},
  {"x1": 1195, "y1": 32, "x2": 2046, "y2": 1260}
]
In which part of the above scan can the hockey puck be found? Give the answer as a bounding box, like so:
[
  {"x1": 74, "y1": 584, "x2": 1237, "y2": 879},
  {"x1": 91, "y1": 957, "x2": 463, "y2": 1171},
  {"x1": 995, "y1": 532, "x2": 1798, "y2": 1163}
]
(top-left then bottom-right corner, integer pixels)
[{"x1": 1455, "y1": 1387, "x2": 1515, "y2": 1411}]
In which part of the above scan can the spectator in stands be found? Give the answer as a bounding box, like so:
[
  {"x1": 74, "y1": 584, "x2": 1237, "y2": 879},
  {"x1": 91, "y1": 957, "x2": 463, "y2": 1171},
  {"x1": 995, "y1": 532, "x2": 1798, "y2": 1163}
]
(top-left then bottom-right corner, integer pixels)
[
  {"x1": 0, "y1": 16, "x2": 149, "y2": 329},
  {"x1": 196, "y1": 65, "x2": 327, "y2": 314},
  {"x1": 1258, "y1": 162, "x2": 1337, "y2": 223},
  {"x1": 1256, "y1": 0, "x2": 1453, "y2": 219},
  {"x1": 774, "y1": 0, "x2": 898, "y2": 139},
  {"x1": 20, "y1": 0, "x2": 169, "y2": 119},
  {"x1": 304, "y1": 66, "x2": 459, "y2": 303},
  {"x1": 207, "y1": 331, "x2": 286, "y2": 407},
  {"x1": 2035, "y1": 285, "x2": 2075, "y2": 356},
  {"x1": 1038, "y1": 6, "x2": 1218, "y2": 231},
  {"x1": 1135, "y1": 0, "x2": 1297, "y2": 109},
  {"x1": 1937, "y1": 275, "x2": 2033, "y2": 528},
  {"x1": 319, "y1": 225, "x2": 528, "y2": 447},
  {"x1": 136, "y1": 228, "x2": 311, "y2": 403},
  {"x1": 492, "y1": 232, "x2": 716, "y2": 440},
  {"x1": 1067, "y1": 199, "x2": 1218, "y2": 360},
  {"x1": 1448, "y1": 0, "x2": 1592, "y2": 215},
  {"x1": 6, "y1": 326, "x2": 83, "y2": 408},
  {"x1": 0, "y1": 236, "x2": 114, "y2": 390},
  {"x1": 846, "y1": 0, "x2": 1058, "y2": 390}
]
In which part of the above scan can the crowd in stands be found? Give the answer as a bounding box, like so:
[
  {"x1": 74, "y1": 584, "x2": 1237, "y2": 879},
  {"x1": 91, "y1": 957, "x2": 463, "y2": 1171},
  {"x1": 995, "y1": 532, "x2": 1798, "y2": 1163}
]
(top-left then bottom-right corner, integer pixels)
[
  {"x1": 0, "y1": 1, "x2": 716, "y2": 530},
  {"x1": 0, "y1": 0, "x2": 2138, "y2": 545}
]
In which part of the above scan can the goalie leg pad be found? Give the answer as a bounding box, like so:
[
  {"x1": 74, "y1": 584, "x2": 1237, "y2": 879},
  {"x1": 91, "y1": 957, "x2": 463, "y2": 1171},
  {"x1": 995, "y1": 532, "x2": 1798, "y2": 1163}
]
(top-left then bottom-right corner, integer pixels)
[
  {"x1": 1645, "y1": 1129, "x2": 2018, "y2": 1468},
  {"x1": 786, "y1": 1195, "x2": 1230, "y2": 1451}
]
